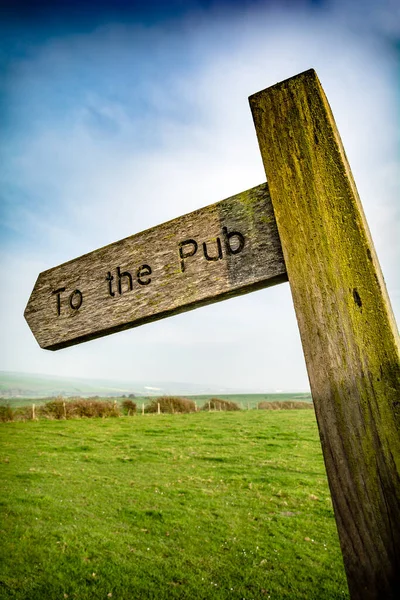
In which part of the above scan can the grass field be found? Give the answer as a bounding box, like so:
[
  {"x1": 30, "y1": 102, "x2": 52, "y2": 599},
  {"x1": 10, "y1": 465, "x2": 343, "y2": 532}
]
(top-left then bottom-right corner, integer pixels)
[{"x1": 0, "y1": 410, "x2": 349, "y2": 599}]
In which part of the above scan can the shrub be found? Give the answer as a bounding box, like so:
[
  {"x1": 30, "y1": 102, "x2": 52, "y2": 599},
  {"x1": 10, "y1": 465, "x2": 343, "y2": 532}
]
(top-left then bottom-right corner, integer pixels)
[
  {"x1": 0, "y1": 404, "x2": 14, "y2": 422},
  {"x1": 145, "y1": 396, "x2": 196, "y2": 414},
  {"x1": 39, "y1": 397, "x2": 66, "y2": 419},
  {"x1": 39, "y1": 397, "x2": 120, "y2": 419},
  {"x1": 13, "y1": 405, "x2": 35, "y2": 421},
  {"x1": 257, "y1": 401, "x2": 313, "y2": 410},
  {"x1": 69, "y1": 398, "x2": 120, "y2": 418},
  {"x1": 122, "y1": 399, "x2": 137, "y2": 415},
  {"x1": 201, "y1": 398, "x2": 241, "y2": 411}
]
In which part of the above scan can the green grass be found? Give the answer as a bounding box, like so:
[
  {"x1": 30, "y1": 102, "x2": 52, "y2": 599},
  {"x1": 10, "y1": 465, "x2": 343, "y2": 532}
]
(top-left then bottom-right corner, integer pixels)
[
  {"x1": 0, "y1": 411, "x2": 349, "y2": 599},
  {"x1": 0, "y1": 371, "x2": 138, "y2": 398}
]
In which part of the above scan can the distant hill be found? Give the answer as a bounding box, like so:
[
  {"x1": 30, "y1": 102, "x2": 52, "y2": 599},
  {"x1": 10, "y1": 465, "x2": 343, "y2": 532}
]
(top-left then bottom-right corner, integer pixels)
[{"x1": 0, "y1": 371, "x2": 289, "y2": 399}]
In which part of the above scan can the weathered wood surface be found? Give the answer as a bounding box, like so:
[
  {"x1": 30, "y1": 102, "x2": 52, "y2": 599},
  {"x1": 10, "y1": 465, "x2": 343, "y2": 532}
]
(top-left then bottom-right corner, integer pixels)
[
  {"x1": 25, "y1": 183, "x2": 287, "y2": 350},
  {"x1": 250, "y1": 69, "x2": 400, "y2": 599}
]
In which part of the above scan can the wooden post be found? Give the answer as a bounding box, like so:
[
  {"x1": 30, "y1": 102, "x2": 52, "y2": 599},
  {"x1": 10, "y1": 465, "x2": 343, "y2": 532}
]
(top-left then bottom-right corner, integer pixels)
[
  {"x1": 32, "y1": 404, "x2": 35, "y2": 420},
  {"x1": 250, "y1": 69, "x2": 400, "y2": 599},
  {"x1": 157, "y1": 402, "x2": 160, "y2": 415},
  {"x1": 63, "y1": 401, "x2": 66, "y2": 419}
]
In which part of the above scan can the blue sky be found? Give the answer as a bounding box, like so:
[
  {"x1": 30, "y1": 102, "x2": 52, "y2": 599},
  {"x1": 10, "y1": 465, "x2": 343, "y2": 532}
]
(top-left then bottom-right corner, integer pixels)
[{"x1": 1, "y1": 0, "x2": 399, "y2": 390}]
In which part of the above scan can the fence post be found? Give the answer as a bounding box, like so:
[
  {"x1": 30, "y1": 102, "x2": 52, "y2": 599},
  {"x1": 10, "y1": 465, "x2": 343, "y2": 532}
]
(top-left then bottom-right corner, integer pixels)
[
  {"x1": 142, "y1": 403, "x2": 144, "y2": 415},
  {"x1": 63, "y1": 401, "x2": 66, "y2": 419},
  {"x1": 250, "y1": 68, "x2": 400, "y2": 599},
  {"x1": 32, "y1": 403, "x2": 35, "y2": 420},
  {"x1": 157, "y1": 402, "x2": 160, "y2": 415}
]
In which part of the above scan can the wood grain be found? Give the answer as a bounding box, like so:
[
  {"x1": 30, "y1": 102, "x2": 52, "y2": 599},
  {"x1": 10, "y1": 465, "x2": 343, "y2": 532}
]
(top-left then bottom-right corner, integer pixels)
[
  {"x1": 25, "y1": 183, "x2": 287, "y2": 350},
  {"x1": 250, "y1": 69, "x2": 400, "y2": 599}
]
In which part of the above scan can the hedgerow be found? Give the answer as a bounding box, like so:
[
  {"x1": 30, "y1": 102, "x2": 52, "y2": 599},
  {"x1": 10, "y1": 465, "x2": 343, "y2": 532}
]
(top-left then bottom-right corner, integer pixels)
[
  {"x1": 145, "y1": 396, "x2": 196, "y2": 414},
  {"x1": 258, "y1": 400, "x2": 313, "y2": 410},
  {"x1": 201, "y1": 398, "x2": 241, "y2": 411}
]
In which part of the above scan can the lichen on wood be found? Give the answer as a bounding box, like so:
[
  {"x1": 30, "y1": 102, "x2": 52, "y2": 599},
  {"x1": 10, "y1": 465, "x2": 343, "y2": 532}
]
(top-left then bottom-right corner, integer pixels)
[
  {"x1": 250, "y1": 69, "x2": 400, "y2": 600},
  {"x1": 25, "y1": 183, "x2": 287, "y2": 350}
]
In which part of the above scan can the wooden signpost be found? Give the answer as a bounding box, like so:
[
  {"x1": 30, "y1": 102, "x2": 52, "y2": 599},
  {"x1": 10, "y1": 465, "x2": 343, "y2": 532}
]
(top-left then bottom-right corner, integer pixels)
[
  {"x1": 25, "y1": 183, "x2": 286, "y2": 350},
  {"x1": 25, "y1": 69, "x2": 400, "y2": 599}
]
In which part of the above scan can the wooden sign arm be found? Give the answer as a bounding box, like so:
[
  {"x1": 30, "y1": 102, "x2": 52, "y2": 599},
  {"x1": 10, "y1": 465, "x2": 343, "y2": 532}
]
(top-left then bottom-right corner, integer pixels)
[{"x1": 24, "y1": 183, "x2": 287, "y2": 350}]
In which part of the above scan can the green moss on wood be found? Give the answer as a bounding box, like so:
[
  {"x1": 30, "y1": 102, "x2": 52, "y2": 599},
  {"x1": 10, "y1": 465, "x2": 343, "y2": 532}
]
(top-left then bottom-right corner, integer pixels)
[{"x1": 250, "y1": 69, "x2": 400, "y2": 600}]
